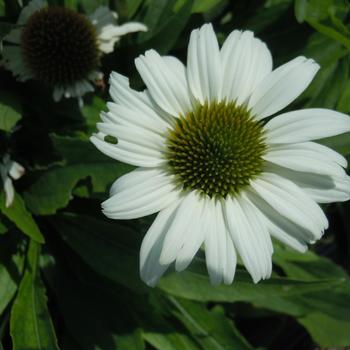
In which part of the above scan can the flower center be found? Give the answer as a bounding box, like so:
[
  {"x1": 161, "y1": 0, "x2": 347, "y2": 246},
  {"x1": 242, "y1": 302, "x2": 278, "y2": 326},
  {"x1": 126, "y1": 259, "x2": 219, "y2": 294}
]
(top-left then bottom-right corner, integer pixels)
[
  {"x1": 165, "y1": 101, "x2": 267, "y2": 199},
  {"x1": 20, "y1": 6, "x2": 99, "y2": 87}
]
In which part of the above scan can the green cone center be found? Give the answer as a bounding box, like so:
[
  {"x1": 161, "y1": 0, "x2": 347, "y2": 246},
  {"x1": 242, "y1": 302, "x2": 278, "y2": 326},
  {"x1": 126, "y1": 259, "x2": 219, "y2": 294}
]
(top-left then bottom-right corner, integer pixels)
[
  {"x1": 165, "y1": 101, "x2": 267, "y2": 198},
  {"x1": 20, "y1": 6, "x2": 99, "y2": 87}
]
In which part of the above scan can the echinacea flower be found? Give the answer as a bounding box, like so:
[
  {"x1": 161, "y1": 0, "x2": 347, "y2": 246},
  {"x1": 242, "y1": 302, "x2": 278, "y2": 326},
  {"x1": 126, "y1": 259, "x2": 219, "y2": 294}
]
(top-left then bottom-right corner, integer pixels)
[
  {"x1": 91, "y1": 24, "x2": 350, "y2": 286},
  {"x1": 0, "y1": 155, "x2": 25, "y2": 207},
  {"x1": 1, "y1": 0, "x2": 146, "y2": 104}
]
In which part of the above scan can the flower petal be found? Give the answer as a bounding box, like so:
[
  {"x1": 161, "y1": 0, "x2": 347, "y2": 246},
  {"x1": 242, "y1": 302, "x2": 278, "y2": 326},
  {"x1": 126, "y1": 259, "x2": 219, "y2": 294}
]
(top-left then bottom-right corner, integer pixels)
[
  {"x1": 159, "y1": 191, "x2": 200, "y2": 265},
  {"x1": 250, "y1": 173, "x2": 327, "y2": 238},
  {"x1": 263, "y1": 142, "x2": 346, "y2": 178},
  {"x1": 109, "y1": 72, "x2": 171, "y2": 130},
  {"x1": 248, "y1": 57, "x2": 319, "y2": 119},
  {"x1": 8, "y1": 161, "x2": 25, "y2": 180},
  {"x1": 175, "y1": 196, "x2": 208, "y2": 272},
  {"x1": 246, "y1": 191, "x2": 309, "y2": 252},
  {"x1": 221, "y1": 30, "x2": 272, "y2": 105},
  {"x1": 135, "y1": 50, "x2": 193, "y2": 117},
  {"x1": 267, "y1": 163, "x2": 350, "y2": 204},
  {"x1": 224, "y1": 194, "x2": 273, "y2": 283},
  {"x1": 265, "y1": 108, "x2": 350, "y2": 143},
  {"x1": 4, "y1": 0, "x2": 45, "y2": 43},
  {"x1": 2, "y1": 46, "x2": 34, "y2": 81},
  {"x1": 207, "y1": 200, "x2": 237, "y2": 285},
  {"x1": 102, "y1": 168, "x2": 179, "y2": 219},
  {"x1": 140, "y1": 200, "x2": 180, "y2": 287},
  {"x1": 97, "y1": 22, "x2": 147, "y2": 53},
  {"x1": 187, "y1": 23, "x2": 222, "y2": 103}
]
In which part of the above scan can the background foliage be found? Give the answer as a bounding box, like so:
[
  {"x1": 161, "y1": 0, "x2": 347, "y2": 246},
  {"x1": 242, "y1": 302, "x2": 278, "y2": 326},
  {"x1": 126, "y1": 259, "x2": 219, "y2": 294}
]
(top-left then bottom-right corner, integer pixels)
[{"x1": 1, "y1": 0, "x2": 350, "y2": 349}]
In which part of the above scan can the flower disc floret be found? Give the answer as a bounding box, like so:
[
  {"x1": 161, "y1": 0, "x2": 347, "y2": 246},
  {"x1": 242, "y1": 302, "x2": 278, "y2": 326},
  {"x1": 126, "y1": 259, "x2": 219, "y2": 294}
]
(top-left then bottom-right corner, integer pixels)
[
  {"x1": 20, "y1": 6, "x2": 99, "y2": 86},
  {"x1": 165, "y1": 101, "x2": 267, "y2": 198}
]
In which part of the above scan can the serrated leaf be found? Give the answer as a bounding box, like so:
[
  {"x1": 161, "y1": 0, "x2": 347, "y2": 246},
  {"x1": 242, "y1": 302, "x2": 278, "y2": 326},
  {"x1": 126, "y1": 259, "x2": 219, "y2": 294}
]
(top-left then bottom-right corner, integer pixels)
[
  {"x1": 0, "y1": 192, "x2": 44, "y2": 243},
  {"x1": 169, "y1": 297, "x2": 253, "y2": 350},
  {"x1": 23, "y1": 135, "x2": 133, "y2": 215},
  {"x1": 0, "y1": 90, "x2": 22, "y2": 132},
  {"x1": 50, "y1": 213, "x2": 146, "y2": 292},
  {"x1": 10, "y1": 241, "x2": 59, "y2": 350}
]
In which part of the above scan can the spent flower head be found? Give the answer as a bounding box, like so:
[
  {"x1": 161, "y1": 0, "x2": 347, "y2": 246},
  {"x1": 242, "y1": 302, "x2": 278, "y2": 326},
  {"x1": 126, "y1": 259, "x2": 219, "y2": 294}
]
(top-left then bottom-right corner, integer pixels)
[{"x1": 1, "y1": 0, "x2": 147, "y2": 104}]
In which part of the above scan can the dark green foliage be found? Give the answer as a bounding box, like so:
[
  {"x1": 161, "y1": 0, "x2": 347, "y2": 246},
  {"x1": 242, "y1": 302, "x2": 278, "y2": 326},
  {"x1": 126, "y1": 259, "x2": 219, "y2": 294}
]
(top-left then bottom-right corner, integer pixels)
[{"x1": 1, "y1": 0, "x2": 350, "y2": 349}]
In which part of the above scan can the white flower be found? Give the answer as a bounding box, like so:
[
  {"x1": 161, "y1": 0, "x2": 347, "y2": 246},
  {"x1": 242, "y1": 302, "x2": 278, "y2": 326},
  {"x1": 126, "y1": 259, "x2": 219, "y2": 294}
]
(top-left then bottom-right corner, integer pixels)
[
  {"x1": 0, "y1": 155, "x2": 25, "y2": 208},
  {"x1": 91, "y1": 24, "x2": 350, "y2": 287},
  {"x1": 1, "y1": 0, "x2": 147, "y2": 104}
]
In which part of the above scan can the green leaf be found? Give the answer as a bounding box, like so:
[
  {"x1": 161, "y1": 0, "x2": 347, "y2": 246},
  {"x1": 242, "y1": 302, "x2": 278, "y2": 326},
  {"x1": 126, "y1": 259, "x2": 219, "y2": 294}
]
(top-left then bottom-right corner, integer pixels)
[
  {"x1": 0, "y1": 90, "x2": 22, "y2": 132},
  {"x1": 298, "y1": 312, "x2": 350, "y2": 347},
  {"x1": 318, "y1": 132, "x2": 350, "y2": 157},
  {"x1": 10, "y1": 240, "x2": 59, "y2": 350},
  {"x1": 158, "y1": 266, "x2": 345, "y2": 304},
  {"x1": 50, "y1": 213, "x2": 146, "y2": 292},
  {"x1": 80, "y1": 95, "x2": 106, "y2": 134},
  {"x1": 0, "y1": 234, "x2": 25, "y2": 315},
  {"x1": 191, "y1": 0, "x2": 226, "y2": 13},
  {"x1": 117, "y1": 330, "x2": 145, "y2": 350},
  {"x1": 0, "y1": 0, "x2": 5, "y2": 16},
  {"x1": 0, "y1": 192, "x2": 45, "y2": 243},
  {"x1": 143, "y1": 332, "x2": 199, "y2": 350},
  {"x1": 308, "y1": 19, "x2": 350, "y2": 50},
  {"x1": 138, "y1": 0, "x2": 193, "y2": 54},
  {"x1": 169, "y1": 297, "x2": 253, "y2": 350},
  {"x1": 23, "y1": 135, "x2": 133, "y2": 215}
]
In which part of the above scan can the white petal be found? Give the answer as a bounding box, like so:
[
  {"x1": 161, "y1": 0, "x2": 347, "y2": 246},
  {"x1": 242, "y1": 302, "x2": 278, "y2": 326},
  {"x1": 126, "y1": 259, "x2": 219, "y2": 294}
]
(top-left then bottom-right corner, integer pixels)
[
  {"x1": 247, "y1": 191, "x2": 309, "y2": 252},
  {"x1": 204, "y1": 228, "x2": 220, "y2": 284},
  {"x1": 264, "y1": 143, "x2": 346, "y2": 178},
  {"x1": 250, "y1": 173, "x2": 327, "y2": 239},
  {"x1": 97, "y1": 22, "x2": 147, "y2": 53},
  {"x1": 8, "y1": 161, "x2": 25, "y2": 180},
  {"x1": 1, "y1": 46, "x2": 34, "y2": 81},
  {"x1": 96, "y1": 122, "x2": 165, "y2": 152},
  {"x1": 175, "y1": 197, "x2": 208, "y2": 272},
  {"x1": 90, "y1": 130, "x2": 164, "y2": 167},
  {"x1": 223, "y1": 231, "x2": 237, "y2": 285},
  {"x1": 3, "y1": 177, "x2": 15, "y2": 208},
  {"x1": 109, "y1": 72, "x2": 171, "y2": 130},
  {"x1": 187, "y1": 23, "x2": 222, "y2": 103},
  {"x1": 102, "y1": 168, "x2": 179, "y2": 220},
  {"x1": 4, "y1": 0, "x2": 45, "y2": 43},
  {"x1": 224, "y1": 195, "x2": 273, "y2": 283},
  {"x1": 221, "y1": 30, "x2": 272, "y2": 105},
  {"x1": 159, "y1": 191, "x2": 200, "y2": 265},
  {"x1": 249, "y1": 57, "x2": 319, "y2": 119},
  {"x1": 140, "y1": 200, "x2": 180, "y2": 287},
  {"x1": 303, "y1": 174, "x2": 350, "y2": 203},
  {"x1": 135, "y1": 50, "x2": 193, "y2": 117},
  {"x1": 89, "y1": 6, "x2": 118, "y2": 31},
  {"x1": 265, "y1": 108, "x2": 350, "y2": 143},
  {"x1": 267, "y1": 163, "x2": 350, "y2": 204},
  {"x1": 104, "y1": 103, "x2": 166, "y2": 135}
]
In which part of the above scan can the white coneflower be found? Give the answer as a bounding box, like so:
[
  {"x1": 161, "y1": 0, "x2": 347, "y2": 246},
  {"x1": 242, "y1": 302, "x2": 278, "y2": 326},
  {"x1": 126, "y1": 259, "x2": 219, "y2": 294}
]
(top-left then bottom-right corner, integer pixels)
[
  {"x1": 0, "y1": 155, "x2": 25, "y2": 207},
  {"x1": 91, "y1": 24, "x2": 350, "y2": 286},
  {"x1": 1, "y1": 0, "x2": 146, "y2": 104}
]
